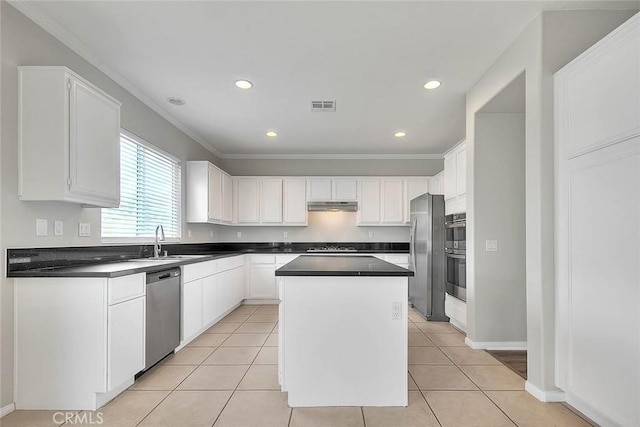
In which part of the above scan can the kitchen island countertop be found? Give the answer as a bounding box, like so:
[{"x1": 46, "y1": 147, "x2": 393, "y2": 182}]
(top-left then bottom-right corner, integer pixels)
[{"x1": 275, "y1": 255, "x2": 414, "y2": 277}]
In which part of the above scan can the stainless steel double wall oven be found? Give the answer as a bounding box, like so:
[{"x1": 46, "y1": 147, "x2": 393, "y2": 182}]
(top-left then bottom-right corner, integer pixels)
[{"x1": 444, "y1": 213, "x2": 466, "y2": 302}]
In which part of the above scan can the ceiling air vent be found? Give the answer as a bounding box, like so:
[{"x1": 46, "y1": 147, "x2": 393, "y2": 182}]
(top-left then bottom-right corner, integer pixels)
[{"x1": 311, "y1": 100, "x2": 336, "y2": 112}]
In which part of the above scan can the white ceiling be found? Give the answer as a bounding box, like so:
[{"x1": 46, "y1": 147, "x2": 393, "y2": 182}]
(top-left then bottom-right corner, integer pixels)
[{"x1": 18, "y1": 1, "x2": 638, "y2": 157}]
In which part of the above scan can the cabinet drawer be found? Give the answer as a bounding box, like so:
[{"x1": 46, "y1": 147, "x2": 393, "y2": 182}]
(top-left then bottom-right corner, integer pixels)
[
  {"x1": 182, "y1": 260, "x2": 218, "y2": 282},
  {"x1": 247, "y1": 255, "x2": 275, "y2": 264},
  {"x1": 108, "y1": 273, "x2": 145, "y2": 305},
  {"x1": 218, "y1": 255, "x2": 245, "y2": 272}
]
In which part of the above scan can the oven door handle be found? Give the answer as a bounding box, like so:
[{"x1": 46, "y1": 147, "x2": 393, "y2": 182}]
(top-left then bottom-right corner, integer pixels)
[
  {"x1": 445, "y1": 221, "x2": 466, "y2": 228},
  {"x1": 445, "y1": 253, "x2": 466, "y2": 260}
]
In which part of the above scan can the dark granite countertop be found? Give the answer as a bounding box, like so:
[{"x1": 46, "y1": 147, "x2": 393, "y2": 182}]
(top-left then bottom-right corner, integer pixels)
[
  {"x1": 7, "y1": 253, "x2": 241, "y2": 278},
  {"x1": 7, "y1": 242, "x2": 409, "y2": 279},
  {"x1": 275, "y1": 255, "x2": 414, "y2": 277}
]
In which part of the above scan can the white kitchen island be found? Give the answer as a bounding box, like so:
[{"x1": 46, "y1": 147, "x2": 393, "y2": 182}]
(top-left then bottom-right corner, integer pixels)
[{"x1": 276, "y1": 255, "x2": 413, "y2": 407}]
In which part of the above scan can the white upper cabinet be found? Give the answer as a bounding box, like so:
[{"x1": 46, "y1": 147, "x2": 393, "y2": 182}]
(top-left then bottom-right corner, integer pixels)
[
  {"x1": 307, "y1": 178, "x2": 332, "y2": 201},
  {"x1": 357, "y1": 178, "x2": 381, "y2": 225},
  {"x1": 186, "y1": 161, "x2": 232, "y2": 224},
  {"x1": 283, "y1": 178, "x2": 308, "y2": 225},
  {"x1": 307, "y1": 177, "x2": 357, "y2": 201},
  {"x1": 235, "y1": 178, "x2": 261, "y2": 224},
  {"x1": 443, "y1": 141, "x2": 467, "y2": 214},
  {"x1": 380, "y1": 178, "x2": 405, "y2": 224},
  {"x1": 261, "y1": 178, "x2": 283, "y2": 223},
  {"x1": 403, "y1": 178, "x2": 430, "y2": 222},
  {"x1": 332, "y1": 178, "x2": 358, "y2": 201},
  {"x1": 19, "y1": 66, "x2": 121, "y2": 208},
  {"x1": 430, "y1": 171, "x2": 444, "y2": 195}
]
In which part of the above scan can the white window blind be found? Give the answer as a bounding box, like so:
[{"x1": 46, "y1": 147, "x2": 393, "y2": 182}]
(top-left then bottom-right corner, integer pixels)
[{"x1": 102, "y1": 132, "x2": 181, "y2": 240}]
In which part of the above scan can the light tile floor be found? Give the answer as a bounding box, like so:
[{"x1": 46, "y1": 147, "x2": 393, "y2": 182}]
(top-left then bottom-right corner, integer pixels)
[{"x1": 2, "y1": 304, "x2": 595, "y2": 427}]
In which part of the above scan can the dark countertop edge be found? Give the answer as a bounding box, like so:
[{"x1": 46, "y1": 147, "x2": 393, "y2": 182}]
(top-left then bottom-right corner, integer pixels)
[
  {"x1": 9, "y1": 250, "x2": 412, "y2": 279},
  {"x1": 275, "y1": 271, "x2": 414, "y2": 277}
]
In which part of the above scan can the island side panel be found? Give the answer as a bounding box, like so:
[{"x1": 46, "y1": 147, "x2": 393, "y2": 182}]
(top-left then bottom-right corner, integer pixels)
[{"x1": 280, "y1": 275, "x2": 408, "y2": 407}]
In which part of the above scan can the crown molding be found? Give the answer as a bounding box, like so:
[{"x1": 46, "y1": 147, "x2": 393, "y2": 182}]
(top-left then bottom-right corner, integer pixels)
[
  {"x1": 220, "y1": 153, "x2": 444, "y2": 160},
  {"x1": 8, "y1": 0, "x2": 224, "y2": 159}
]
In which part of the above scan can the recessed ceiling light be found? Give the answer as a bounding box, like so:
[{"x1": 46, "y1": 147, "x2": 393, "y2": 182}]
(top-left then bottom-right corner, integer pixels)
[
  {"x1": 265, "y1": 131, "x2": 278, "y2": 138},
  {"x1": 423, "y1": 80, "x2": 441, "y2": 90},
  {"x1": 395, "y1": 131, "x2": 407, "y2": 138},
  {"x1": 235, "y1": 80, "x2": 253, "y2": 90},
  {"x1": 167, "y1": 97, "x2": 185, "y2": 106}
]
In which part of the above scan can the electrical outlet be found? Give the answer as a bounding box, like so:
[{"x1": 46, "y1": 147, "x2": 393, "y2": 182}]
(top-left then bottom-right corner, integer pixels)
[
  {"x1": 54, "y1": 220, "x2": 63, "y2": 236},
  {"x1": 236, "y1": 231, "x2": 242, "y2": 239},
  {"x1": 187, "y1": 229, "x2": 192, "y2": 238},
  {"x1": 283, "y1": 231, "x2": 288, "y2": 238},
  {"x1": 486, "y1": 240, "x2": 498, "y2": 252},
  {"x1": 391, "y1": 302, "x2": 402, "y2": 320},
  {"x1": 36, "y1": 219, "x2": 48, "y2": 237},
  {"x1": 210, "y1": 230, "x2": 214, "y2": 238},
  {"x1": 78, "y1": 223, "x2": 91, "y2": 237},
  {"x1": 368, "y1": 231, "x2": 374, "y2": 238}
]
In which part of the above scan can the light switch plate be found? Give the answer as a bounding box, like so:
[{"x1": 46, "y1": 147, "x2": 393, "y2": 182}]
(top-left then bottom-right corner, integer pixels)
[
  {"x1": 36, "y1": 219, "x2": 48, "y2": 237},
  {"x1": 486, "y1": 240, "x2": 498, "y2": 252},
  {"x1": 79, "y1": 223, "x2": 91, "y2": 237},
  {"x1": 187, "y1": 229, "x2": 192, "y2": 238},
  {"x1": 368, "y1": 231, "x2": 374, "y2": 238},
  {"x1": 54, "y1": 220, "x2": 63, "y2": 236},
  {"x1": 236, "y1": 231, "x2": 242, "y2": 239}
]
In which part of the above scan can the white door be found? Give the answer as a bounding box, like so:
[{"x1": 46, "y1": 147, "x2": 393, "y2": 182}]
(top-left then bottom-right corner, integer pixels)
[
  {"x1": 249, "y1": 264, "x2": 277, "y2": 299},
  {"x1": 381, "y1": 178, "x2": 404, "y2": 224},
  {"x1": 107, "y1": 296, "x2": 145, "y2": 390},
  {"x1": 208, "y1": 166, "x2": 223, "y2": 221},
  {"x1": 222, "y1": 173, "x2": 233, "y2": 222},
  {"x1": 237, "y1": 179, "x2": 260, "y2": 223},
  {"x1": 333, "y1": 178, "x2": 357, "y2": 201},
  {"x1": 283, "y1": 178, "x2": 307, "y2": 225},
  {"x1": 261, "y1": 179, "x2": 283, "y2": 223},
  {"x1": 443, "y1": 154, "x2": 456, "y2": 201},
  {"x1": 456, "y1": 147, "x2": 467, "y2": 197},
  {"x1": 69, "y1": 76, "x2": 120, "y2": 206},
  {"x1": 182, "y1": 279, "x2": 203, "y2": 340},
  {"x1": 307, "y1": 179, "x2": 332, "y2": 201},
  {"x1": 404, "y1": 178, "x2": 430, "y2": 222},
  {"x1": 202, "y1": 274, "x2": 219, "y2": 326},
  {"x1": 357, "y1": 179, "x2": 381, "y2": 224}
]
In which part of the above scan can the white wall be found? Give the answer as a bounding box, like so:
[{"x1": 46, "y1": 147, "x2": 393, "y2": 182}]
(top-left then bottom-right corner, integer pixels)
[
  {"x1": 0, "y1": 2, "x2": 221, "y2": 408},
  {"x1": 221, "y1": 158, "x2": 443, "y2": 177},
  {"x1": 472, "y1": 112, "x2": 526, "y2": 345},
  {"x1": 212, "y1": 212, "x2": 409, "y2": 243},
  {"x1": 465, "y1": 9, "x2": 638, "y2": 401}
]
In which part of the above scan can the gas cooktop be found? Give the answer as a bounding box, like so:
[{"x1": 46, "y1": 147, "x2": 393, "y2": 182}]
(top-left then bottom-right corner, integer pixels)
[{"x1": 306, "y1": 246, "x2": 358, "y2": 253}]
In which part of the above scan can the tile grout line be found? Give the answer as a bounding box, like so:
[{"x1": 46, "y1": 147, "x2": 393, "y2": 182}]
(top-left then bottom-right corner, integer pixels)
[
  {"x1": 360, "y1": 405, "x2": 366, "y2": 427},
  {"x1": 432, "y1": 336, "x2": 521, "y2": 426},
  {"x1": 136, "y1": 304, "x2": 261, "y2": 427},
  {"x1": 210, "y1": 304, "x2": 273, "y2": 427}
]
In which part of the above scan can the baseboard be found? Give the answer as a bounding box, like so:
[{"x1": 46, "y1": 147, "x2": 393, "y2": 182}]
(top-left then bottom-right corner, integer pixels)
[
  {"x1": 1, "y1": 403, "x2": 16, "y2": 418},
  {"x1": 525, "y1": 381, "x2": 565, "y2": 402},
  {"x1": 465, "y1": 337, "x2": 527, "y2": 350},
  {"x1": 448, "y1": 317, "x2": 467, "y2": 333},
  {"x1": 565, "y1": 390, "x2": 622, "y2": 427},
  {"x1": 242, "y1": 299, "x2": 280, "y2": 305}
]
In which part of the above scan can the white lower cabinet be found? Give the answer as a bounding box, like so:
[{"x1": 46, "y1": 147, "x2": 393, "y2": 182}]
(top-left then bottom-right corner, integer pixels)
[
  {"x1": 107, "y1": 296, "x2": 145, "y2": 390},
  {"x1": 15, "y1": 274, "x2": 145, "y2": 410},
  {"x1": 181, "y1": 256, "x2": 246, "y2": 344},
  {"x1": 249, "y1": 265, "x2": 276, "y2": 298},
  {"x1": 182, "y1": 278, "x2": 204, "y2": 341}
]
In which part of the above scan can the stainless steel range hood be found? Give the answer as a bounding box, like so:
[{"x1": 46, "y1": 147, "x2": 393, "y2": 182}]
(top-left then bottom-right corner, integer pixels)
[{"x1": 307, "y1": 201, "x2": 358, "y2": 212}]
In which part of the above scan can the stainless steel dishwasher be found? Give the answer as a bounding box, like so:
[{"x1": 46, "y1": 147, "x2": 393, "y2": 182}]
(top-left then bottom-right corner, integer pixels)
[{"x1": 145, "y1": 268, "x2": 181, "y2": 370}]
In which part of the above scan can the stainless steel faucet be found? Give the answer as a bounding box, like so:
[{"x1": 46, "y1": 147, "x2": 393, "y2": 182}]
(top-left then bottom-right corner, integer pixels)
[{"x1": 154, "y1": 225, "x2": 165, "y2": 258}]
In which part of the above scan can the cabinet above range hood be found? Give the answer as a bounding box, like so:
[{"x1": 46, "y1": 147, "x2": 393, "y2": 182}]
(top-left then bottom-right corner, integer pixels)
[{"x1": 307, "y1": 201, "x2": 358, "y2": 212}]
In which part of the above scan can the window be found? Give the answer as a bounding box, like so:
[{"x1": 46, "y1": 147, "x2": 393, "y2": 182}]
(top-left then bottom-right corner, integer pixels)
[{"x1": 102, "y1": 131, "x2": 181, "y2": 241}]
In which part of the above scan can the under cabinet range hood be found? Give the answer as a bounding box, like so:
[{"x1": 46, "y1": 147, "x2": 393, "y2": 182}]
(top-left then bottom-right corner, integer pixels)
[{"x1": 307, "y1": 201, "x2": 358, "y2": 212}]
